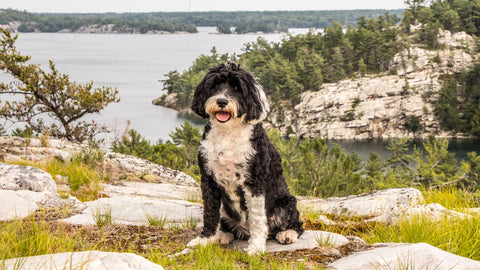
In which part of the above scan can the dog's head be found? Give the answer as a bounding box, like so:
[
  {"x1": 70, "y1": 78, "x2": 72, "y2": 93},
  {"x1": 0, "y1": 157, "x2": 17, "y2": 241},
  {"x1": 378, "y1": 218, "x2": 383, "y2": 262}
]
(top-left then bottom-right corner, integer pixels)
[{"x1": 191, "y1": 63, "x2": 270, "y2": 125}]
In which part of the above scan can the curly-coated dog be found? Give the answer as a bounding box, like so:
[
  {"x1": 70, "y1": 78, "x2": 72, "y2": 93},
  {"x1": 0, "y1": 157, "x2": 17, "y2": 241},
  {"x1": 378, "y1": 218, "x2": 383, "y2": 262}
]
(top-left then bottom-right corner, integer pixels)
[{"x1": 186, "y1": 63, "x2": 304, "y2": 254}]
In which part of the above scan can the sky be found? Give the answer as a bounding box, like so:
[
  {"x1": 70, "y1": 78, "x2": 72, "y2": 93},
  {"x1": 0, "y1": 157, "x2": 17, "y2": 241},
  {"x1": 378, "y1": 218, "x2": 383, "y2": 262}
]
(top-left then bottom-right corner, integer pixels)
[{"x1": 2, "y1": 0, "x2": 406, "y2": 13}]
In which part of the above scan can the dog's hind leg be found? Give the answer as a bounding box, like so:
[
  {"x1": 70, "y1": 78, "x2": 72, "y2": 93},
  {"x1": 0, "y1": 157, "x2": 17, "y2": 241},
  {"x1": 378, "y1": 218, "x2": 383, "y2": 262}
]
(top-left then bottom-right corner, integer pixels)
[
  {"x1": 268, "y1": 195, "x2": 304, "y2": 245},
  {"x1": 275, "y1": 229, "x2": 299, "y2": 244}
]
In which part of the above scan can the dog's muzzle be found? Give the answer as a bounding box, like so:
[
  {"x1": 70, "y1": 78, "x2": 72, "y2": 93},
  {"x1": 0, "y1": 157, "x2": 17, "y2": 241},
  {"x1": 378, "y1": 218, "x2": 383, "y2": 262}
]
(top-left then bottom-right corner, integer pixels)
[{"x1": 215, "y1": 98, "x2": 231, "y2": 122}]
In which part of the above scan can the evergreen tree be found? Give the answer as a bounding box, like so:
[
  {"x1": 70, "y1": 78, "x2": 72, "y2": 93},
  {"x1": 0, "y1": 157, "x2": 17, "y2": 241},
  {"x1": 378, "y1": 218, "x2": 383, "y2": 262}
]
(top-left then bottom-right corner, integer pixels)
[
  {"x1": 414, "y1": 137, "x2": 459, "y2": 188},
  {"x1": 0, "y1": 30, "x2": 119, "y2": 143},
  {"x1": 386, "y1": 138, "x2": 412, "y2": 170}
]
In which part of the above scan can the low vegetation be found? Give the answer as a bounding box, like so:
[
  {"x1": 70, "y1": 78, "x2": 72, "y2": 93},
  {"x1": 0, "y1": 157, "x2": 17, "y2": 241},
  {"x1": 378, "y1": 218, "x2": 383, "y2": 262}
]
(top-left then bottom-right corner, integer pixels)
[
  {"x1": 360, "y1": 199, "x2": 480, "y2": 261},
  {"x1": 8, "y1": 148, "x2": 108, "y2": 201},
  {"x1": 111, "y1": 123, "x2": 480, "y2": 198},
  {"x1": 112, "y1": 121, "x2": 201, "y2": 181}
]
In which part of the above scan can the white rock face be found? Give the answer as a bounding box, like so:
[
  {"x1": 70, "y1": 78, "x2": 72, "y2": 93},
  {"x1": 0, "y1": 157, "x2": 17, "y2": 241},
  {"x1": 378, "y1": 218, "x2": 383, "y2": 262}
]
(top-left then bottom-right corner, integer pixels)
[
  {"x1": 329, "y1": 242, "x2": 480, "y2": 270},
  {"x1": 271, "y1": 30, "x2": 476, "y2": 139},
  {"x1": 0, "y1": 251, "x2": 164, "y2": 270}
]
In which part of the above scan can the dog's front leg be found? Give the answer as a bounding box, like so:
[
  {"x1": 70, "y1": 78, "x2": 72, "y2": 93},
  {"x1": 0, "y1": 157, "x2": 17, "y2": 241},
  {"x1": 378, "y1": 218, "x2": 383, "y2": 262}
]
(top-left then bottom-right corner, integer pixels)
[
  {"x1": 244, "y1": 190, "x2": 268, "y2": 255},
  {"x1": 187, "y1": 176, "x2": 221, "y2": 247}
]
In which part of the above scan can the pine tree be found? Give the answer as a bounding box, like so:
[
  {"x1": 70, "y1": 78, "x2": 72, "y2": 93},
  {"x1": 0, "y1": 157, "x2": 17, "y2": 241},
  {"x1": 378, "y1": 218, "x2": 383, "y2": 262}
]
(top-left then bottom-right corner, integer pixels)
[{"x1": 0, "y1": 29, "x2": 119, "y2": 143}]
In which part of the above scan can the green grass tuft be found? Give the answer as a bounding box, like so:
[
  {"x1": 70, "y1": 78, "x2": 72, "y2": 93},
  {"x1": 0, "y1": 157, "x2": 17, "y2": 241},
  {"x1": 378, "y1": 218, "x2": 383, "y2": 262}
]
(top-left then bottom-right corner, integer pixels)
[
  {"x1": 146, "y1": 213, "x2": 167, "y2": 227},
  {"x1": 92, "y1": 206, "x2": 113, "y2": 226},
  {"x1": 361, "y1": 189, "x2": 480, "y2": 261}
]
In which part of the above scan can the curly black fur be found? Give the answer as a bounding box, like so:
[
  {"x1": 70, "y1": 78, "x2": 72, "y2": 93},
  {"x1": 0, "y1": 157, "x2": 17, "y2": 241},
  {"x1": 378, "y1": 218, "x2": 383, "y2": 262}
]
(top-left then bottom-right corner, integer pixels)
[{"x1": 191, "y1": 63, "x2": 303, "y2": 243}]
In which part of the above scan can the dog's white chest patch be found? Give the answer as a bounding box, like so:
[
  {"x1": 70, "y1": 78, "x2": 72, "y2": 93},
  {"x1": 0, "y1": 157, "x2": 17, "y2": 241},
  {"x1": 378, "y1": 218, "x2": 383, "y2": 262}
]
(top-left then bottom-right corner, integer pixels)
[{"x1": 201, "y1": 124, "x2": 255, "y2": 188}]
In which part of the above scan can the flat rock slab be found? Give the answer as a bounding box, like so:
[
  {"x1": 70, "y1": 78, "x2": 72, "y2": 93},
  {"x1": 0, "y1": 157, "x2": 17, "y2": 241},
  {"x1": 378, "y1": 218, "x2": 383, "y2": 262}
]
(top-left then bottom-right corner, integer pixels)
[
  {"x1": 229, "y1": 230, "x2": 349, "y2": 253},
  {"x1": 298, "y1": 187, "x2": 424, "y2": 218},
  {"x1": 61, "y1": 195, "x2": 203, "y2": 225},
  {"x1": 0, "y1": 251, "x2": 163, "y2": 270},
  {"x1": 103, "y1": 182, "x2": 200, "y2": 201},
  {"x1": 328, "y1": 242, "x2": 480, "y2": 270},
  {"x1": 0, "y1": 190, "x2": 38, "y2": 221}
]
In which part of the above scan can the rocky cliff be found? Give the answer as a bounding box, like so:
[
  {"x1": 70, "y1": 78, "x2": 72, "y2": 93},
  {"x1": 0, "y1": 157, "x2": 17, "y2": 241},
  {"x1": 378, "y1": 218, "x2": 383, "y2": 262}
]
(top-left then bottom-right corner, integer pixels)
[{"x1": 271, "y1": 29, "x2": 477, "y2": 139}]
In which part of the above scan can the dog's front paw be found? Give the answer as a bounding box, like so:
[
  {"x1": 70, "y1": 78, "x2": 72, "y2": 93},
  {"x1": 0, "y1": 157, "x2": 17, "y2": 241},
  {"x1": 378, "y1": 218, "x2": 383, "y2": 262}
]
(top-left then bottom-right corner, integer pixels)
[
  {"x1": 245, "y1": 238, "x2": 266, "y2": 255},
  {"x1": 276, "y1": 230, "x2": 299, "y2": 244},
  {"x1": 186, "y1": 236, "x2": 215, "y2": 248},
  {"x1": 217, "y1": 231, "x2": 234, "y2": 245}
]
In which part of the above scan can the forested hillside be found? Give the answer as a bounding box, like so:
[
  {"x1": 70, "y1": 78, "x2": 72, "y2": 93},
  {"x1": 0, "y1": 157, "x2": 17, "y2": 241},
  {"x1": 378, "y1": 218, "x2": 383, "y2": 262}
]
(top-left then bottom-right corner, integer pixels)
[
  {"x1": 159, "y1": 0, "x2": 480, "y2": 138},
  {"x1": 0, "y1": 9, "x2": 403, "y2": 34}
]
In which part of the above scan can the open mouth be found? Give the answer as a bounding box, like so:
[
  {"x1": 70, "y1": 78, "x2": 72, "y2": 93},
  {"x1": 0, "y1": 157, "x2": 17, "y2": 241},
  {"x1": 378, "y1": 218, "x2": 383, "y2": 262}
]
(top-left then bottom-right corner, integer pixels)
[{"x1": 215, "y1": 111, "x2": 231, "y2": 123}]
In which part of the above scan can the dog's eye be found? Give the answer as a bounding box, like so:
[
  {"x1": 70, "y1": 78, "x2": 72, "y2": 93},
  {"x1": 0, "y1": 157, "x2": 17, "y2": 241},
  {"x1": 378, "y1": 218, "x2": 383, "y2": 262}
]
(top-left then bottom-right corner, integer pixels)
[{"x1": 234, "y1": 86, "x2": 238, "y2": 91}]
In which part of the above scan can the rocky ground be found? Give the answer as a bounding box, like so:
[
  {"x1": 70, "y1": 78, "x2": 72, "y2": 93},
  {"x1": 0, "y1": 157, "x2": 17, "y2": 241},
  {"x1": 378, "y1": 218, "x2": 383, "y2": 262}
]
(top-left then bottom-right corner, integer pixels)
[{"x1": 1, "y1": 136, "x2": 480, "y2": 269}]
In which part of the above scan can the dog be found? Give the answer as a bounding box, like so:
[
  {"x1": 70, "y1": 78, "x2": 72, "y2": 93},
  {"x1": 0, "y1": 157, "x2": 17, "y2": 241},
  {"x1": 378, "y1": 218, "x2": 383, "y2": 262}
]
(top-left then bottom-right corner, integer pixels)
[{"x1": 186, "y1": 63, "x2": 304, "y2": 254}]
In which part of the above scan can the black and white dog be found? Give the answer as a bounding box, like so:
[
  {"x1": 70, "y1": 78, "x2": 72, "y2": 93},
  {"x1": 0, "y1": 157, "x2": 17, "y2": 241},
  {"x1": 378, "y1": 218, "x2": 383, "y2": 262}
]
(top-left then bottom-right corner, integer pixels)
[{"x1": 186, "y1": 63, "x2": 303, "y2": 254}]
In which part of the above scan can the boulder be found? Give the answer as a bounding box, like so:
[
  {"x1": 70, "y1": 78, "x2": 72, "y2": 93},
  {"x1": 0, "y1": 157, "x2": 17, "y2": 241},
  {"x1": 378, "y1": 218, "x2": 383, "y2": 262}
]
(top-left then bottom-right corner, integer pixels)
[
  {"x1": 328, "y1": 242, "x2": 480, "y2": 270},
  {"x1": 0, "y1": 163, "x2": 81, "y2": 220},
  {"x1": 0, "y1": 251, "x2": 164, "y2": 270},
  {"x1": 152, "y1": 93, "x2": 177, "y2": 108},
  {"x1": 0, "y1": 162, "x2": 57, "y2": 193}
]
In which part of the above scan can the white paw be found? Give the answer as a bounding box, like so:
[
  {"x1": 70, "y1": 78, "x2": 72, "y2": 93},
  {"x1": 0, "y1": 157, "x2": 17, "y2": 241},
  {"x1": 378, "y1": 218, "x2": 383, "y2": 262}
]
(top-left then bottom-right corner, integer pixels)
[
  {"x1": 245, "y1": 238, "x2": 266, "y2": 255},
  {"x1": 275, "y1": 229, "x2": 298, "y2": 244},
  {"x1": 217, "y1": 231, "x2": 234, "y2": 245},
  {"x1": 186, "y1": 236, "x2": 215, "y2": 247}
]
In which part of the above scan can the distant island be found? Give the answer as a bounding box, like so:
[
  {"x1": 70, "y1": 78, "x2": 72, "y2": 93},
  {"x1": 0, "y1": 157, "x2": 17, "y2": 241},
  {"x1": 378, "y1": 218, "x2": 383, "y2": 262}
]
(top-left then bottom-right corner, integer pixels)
[{"x1": 0, "y1": 9, "x2": 403, "y2": 34}]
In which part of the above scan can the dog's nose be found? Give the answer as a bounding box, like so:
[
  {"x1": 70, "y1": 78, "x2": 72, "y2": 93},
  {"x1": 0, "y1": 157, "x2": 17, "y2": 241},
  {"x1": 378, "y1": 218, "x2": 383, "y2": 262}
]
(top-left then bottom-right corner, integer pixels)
[{"x1": 216, "y1": 98, "x2": 229, "y2": 108}]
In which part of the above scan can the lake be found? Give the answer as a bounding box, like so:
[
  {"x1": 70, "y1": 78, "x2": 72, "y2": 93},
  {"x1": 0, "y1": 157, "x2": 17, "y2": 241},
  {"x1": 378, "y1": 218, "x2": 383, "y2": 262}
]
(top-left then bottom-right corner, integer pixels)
[
  {"x1": 3, "y1": 27, "x2": 289, "y2": 142},
  {"x1": 1, "y1": 27, "x2": 479, "y2": 160}
]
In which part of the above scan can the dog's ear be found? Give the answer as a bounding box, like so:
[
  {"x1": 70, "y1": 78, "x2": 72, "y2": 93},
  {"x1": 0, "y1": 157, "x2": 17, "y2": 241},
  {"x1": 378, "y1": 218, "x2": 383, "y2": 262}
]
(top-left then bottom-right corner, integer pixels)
[
  {"x1": 191, "y1": 76, "x2": 209, "y2": 118},
  {"x1": 237, "y1": 70, "x2": 270, "y2": 124},
  {"x1": 245, "y1": 84, "x2": 270, "y2": 123}
]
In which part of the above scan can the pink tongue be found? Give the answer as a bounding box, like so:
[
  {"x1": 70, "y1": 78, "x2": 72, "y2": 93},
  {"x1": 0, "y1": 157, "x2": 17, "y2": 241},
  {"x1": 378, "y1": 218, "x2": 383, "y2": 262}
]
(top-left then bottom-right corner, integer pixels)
[{"x1": 216, "y1": 112, "x2": 231, "y2": 122}]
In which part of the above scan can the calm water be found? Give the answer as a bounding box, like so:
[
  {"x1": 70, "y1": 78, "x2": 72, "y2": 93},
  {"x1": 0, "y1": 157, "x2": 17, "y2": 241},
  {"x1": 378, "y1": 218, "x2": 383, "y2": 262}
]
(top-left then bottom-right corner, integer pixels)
[
  {"x1": 3, "y1": 27, "x2": 285, "y2": 142},
  {"x1": 1, "y1": 28, "x2": 478, "y2": 160}
]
